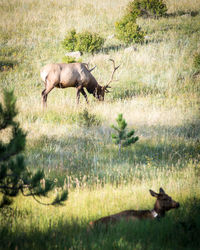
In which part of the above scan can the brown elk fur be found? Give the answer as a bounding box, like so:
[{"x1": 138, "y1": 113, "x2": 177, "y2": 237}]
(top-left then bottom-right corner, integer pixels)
[
  {"x1": 40, "y1": 60, "x2": 119, "y2": 107},
  {"x1": 89, "y1": 188, "x2": 179, "y2": 229}
]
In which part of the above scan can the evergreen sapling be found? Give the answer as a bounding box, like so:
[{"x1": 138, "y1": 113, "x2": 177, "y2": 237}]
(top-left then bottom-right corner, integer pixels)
[{"x1": 111, "y1": 114, "x2": 139, "y2": 153}]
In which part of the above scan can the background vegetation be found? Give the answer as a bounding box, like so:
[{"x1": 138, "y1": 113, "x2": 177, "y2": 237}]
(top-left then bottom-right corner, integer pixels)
[
  {"x1": 62, "y1": 29, "x2": 104, "y2": 54},
  {"x1": 0, "y1": 0, "x2": 200, "y2": 249}
]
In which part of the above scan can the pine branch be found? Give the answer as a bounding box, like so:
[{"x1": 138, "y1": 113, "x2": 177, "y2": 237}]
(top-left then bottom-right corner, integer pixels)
[
  {"x1": 0, "y1": 89, "x2": 68, "y2": 208},
  {"x1": 111, "y1": 125, "x2": 121, "y2": 133},
  {"x1": 52, "y1": 190, "x2": 68, "y2": 205},
  {"x1": 0, "y1": 125, "x2": 26, "y2": 162},
  {"x1": 126, "y1": 130, "x2": 135, "y2": 138},
  {"x1": 0, "y1": 90, "x2": 17, "y2": 130},
  {"x1": 29, "y1": 190, "x2": 68, "y2": 206}
]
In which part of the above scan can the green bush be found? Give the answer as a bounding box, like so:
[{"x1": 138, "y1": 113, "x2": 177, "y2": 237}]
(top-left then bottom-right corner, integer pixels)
[
  {"x1": 115, "y1": 14, "x2": 145, "y2": 44},
  {"x1": 62, "y1": 30, "x2": 104, "y2": 54},
  {"x1": 62, "y1": 29, "x2": 77, "y2": 52},
  {"x1": 0, "y1": 46, "x2": 19, "y2": 72},
  {"x1": 128, "y1": 0, "x2": 167, "y2": 18},
  {"x1": 62, "y1": 56, "x2": 82, "y2": 64},
  {"x1": 77, "y1": 109, "x2": 102, "y2": 127},
  {"x1": 0, "y1": 59, "x2": 17, "y2": 71},
  {"x1": 76, "y1": 31, "x2": 104, "y2": 54},
  {"x1": 193, "y1": 53, "x2": 200, "y2": 70},
  {"x1": 115, "y1": 0, "x2": 167, "y2": 44}
]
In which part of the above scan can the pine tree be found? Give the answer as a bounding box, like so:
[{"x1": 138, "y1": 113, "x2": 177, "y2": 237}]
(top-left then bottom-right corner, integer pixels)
[
  {"x1": 111, "y1": 113, "x2": 139, "y2": 153},
  {"x1": 0, "y1": 90, "x2": 67, "y2": 208}
]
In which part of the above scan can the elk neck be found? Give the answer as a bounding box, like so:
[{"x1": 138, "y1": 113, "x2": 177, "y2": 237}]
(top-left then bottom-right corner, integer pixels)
[
  {"x1": 85, "y1": 75, "x2": 99, "y2": 94},
  {"x1": 153, "y1": 200, "x2": 166, "y2": 217},
  {"x1": 150, "y1": 209, "x2": 160, "y2": 219}
]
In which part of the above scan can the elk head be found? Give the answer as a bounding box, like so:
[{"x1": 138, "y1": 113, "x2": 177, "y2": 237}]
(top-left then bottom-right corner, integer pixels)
[
  {"x1": 150, "y1": 187, "x2": 180, "y2": 217},
  {"x1": 94, "y1": 59, "x2": 120, "y2": 101}
]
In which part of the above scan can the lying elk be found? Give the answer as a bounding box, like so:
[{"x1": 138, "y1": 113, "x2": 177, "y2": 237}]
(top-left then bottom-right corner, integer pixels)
[
  {"x1": 40, "y1": 59, "x2": 120, "y2": 107},
  {"x1": 89, "y1": 188, "x2": 179, "y2": 228}
]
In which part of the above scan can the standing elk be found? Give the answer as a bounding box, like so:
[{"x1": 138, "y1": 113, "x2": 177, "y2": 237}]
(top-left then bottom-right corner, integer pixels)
[
  {"x1": 89, "y1": 188, "x2": 180, "y2": 228},
  {"x1": 40, "y1": 59, "x2": 120, "y2": 107}
]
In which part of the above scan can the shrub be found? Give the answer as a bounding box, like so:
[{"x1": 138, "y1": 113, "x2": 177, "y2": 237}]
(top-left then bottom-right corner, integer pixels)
[
  {"x1": 0, "y1": 59, "x2": 17, "y2": 71},
  {"x1": 115, "y1": 14, "x2": 145, "y2": 44},
  {"x1": 128, "y1": 0, "x2": 168, "y2": 18},
  {"x1": 0, "y1": 46, "x2": 18, "y2": 71},
  {"x1": 193, "y1": 53, "x2": 200, "y2": 70},
  {"x1": 62, "y1": 29, "x2": 77, "y2": 52},
  {"x1": 62, "y1": 56, "x2": 82, "y2": 64},
  {"x1": 62, "y1": 30, "x2": 104, "y2": 54},
  {"x1": 76, "y1": 31, "x2": 104, "y2": 54},
  {"x1": 77, "y1": 109, "x2": 101, "y2": 127}
]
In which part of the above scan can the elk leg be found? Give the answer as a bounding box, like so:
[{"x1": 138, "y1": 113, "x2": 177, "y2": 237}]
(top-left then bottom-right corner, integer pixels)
[
  {"x1": 41, "y1": 85, "x2": 54, "y2": 108},
  {"x1": 76, "y1": 85, "x2": 84, "y2": 104},
  {"x1": 41, "y1": 89, "x2": 47, "y2": 108},
  {"x1": 80, "y1": 88, "x2": 89, "y2": 104},
  {"x1": 76, "y1": 87, "x2": 81, "y2": 104}
]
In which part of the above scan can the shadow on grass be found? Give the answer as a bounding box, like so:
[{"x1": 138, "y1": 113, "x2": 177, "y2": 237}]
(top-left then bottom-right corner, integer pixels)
[
  {"x1": 109, "y1": 81, "x2": 163, "y2": 101},
  {"x1": 166, "y1": 10, "x2": 199, "y2": 18},
  {"x1": 102, "y1": 44, "x2": 127, "y2": 54},
  {"x1": 26, "y1": 130, "x2": 199, "y2": 171},
  {"x1": 27, "y1": 120, "x2": 200, "y2": 168},
  {"x1": 23, "y1": 119, "x2": 200, "y2": 187},
  {"x1": 139, "y1": 120, "x2": 200, "y2": 140},
  {"x1": 1, "y1": 197, "x2": 200, "y2": 249}
]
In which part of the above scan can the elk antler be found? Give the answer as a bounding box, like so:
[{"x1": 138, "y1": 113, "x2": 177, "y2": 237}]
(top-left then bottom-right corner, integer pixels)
[
  {"x1": 89, "y1": 65, "x2": 96, "y2": 72},
  {"x1": 84, "y1": 63, "x2": 97, "y2": 73},
  {"x1": 105, "y1": 59, "x2": 120, "y2": 89}
]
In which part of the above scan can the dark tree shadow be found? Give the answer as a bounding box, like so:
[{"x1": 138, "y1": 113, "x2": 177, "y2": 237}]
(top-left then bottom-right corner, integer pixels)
[
  {"x1": 166, "y1": 10, "x2": 199, "y2": 18},
  {"x1": 24, "y1": 119, "x2": 200, "y2": 188},
  {"x1": 1, "y1": 197, "x2": 200, "y2": 249},
  {"x1": 101, "y1": 44, "x2": 127, "y2": 54}
]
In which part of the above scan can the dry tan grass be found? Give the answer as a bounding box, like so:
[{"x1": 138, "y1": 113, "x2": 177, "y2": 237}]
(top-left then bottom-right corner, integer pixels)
[{"x1": 166, "y1": 0, "x2": 200, "y2": 13}]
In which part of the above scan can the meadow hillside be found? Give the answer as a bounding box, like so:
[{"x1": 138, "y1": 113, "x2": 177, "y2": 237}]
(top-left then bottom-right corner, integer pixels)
[{"x1": 0, "y1": 0, "x2": 200, "y2": 249}]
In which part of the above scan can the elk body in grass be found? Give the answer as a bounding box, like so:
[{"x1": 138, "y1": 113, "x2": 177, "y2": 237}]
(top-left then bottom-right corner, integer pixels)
[
  {"x1": 40, "y1": 59, "x2": 120, "y2": 107},
  {"x1": 89, "y1": 188, "x2": 180, "y2": 228}
]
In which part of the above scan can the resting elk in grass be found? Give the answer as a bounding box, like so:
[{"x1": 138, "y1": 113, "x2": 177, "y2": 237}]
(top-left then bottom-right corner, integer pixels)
[
  {"x1": 40, "y1": 59, "x2": 120, "y2": 107},
  {"x1": 89, "y1": 188, "x2": 180, "y2": 228}
]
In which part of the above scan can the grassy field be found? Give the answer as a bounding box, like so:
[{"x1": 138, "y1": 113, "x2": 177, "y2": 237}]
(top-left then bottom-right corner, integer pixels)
[{"x1": 0, "y1": 0, "x2": 200, "y2": 249}]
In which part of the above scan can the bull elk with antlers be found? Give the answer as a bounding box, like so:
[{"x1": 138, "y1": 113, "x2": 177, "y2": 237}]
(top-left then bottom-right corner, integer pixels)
[{"x1": 40, "y1": 59, "x2": 120, "y2": 107}]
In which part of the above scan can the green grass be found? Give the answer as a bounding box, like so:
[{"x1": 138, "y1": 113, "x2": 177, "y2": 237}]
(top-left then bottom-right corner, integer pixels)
[
  {"x1": 0, "y1": 170, "x2": 200, "y2": 249},
  {"x1": 0, "y1": 0, "x2": 200, "y2": 249}
]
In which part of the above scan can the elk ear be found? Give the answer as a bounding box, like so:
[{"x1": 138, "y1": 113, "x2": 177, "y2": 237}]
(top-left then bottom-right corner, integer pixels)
[
  {"x1": 159, "y1": 188, "x2": 165, "y2": 194},
  {"x1": 149, "y1": 189, "x2": 158, "y2": 197}
]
